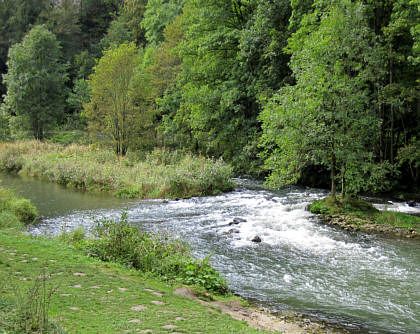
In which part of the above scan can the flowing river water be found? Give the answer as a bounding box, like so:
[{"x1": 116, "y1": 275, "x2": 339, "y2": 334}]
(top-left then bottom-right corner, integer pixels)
[{"x1": 1, "y1": 173, "x2": 419, "y2": 334}]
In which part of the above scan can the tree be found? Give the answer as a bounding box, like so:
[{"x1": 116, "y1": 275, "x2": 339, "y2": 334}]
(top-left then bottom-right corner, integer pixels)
[
  {"x1": 0, "y1": 0, "x2": 51, "y2": 98},
  {"x1": 260, "y1": 1, "x2": 390, "y2": 196},
  {"x1": 2, "y1": 25, "x2": 68, "y2": 140},
  {"x1": 84, "y1": 42, "x2": 140, "y2": 155},
  {"x1": 141, "y1": 0, "x2": 186, "y2": 45}
]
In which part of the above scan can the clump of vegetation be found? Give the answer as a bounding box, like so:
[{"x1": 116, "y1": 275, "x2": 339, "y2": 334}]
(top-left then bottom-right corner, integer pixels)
[
  {"x1": 0, "y1": 141, "x2": 234, "y2": 199},
  {"x1": 0, "y1": 186, "x2": 37, "y2": 229},
  {"x1": 309, "y1": 196, "x2": 420, "y2": 233},
  {"x1": 0, "y1": 271, "x2": 65, "y2": 334},
  {"x1": 309, "y1": 196, "x2": 378, "y2": 216},
  {"x1": 84, "y1": 213, "x2": 228, "y2": 294}
]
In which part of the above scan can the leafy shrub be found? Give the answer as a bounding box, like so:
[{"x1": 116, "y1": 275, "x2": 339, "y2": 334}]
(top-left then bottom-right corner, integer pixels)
[
  {"x1": 11, "y1": 199, "x2": 38, "y2": 224},
  {"x1": 0, "y1": 187, "x2": 37, "y2": 228},
  {"x1": 86, "y1": 213, "x2": 228, "y2": 294}
]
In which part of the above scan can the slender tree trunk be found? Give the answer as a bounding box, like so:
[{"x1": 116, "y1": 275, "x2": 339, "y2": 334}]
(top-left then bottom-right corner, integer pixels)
[{"x1": 331, "y1": 153, "x2": 337, "y2": 199}]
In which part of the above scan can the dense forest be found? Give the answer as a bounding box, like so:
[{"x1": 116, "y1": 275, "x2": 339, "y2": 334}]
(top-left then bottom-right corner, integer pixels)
[{"x1": 0, "y1": 0, "x2": 419, "y2": 196}]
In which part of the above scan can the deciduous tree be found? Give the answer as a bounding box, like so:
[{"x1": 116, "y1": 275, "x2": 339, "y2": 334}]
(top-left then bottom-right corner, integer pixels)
[{"x1": 2, "y1": 25, "x2": 68, "y2": 140}]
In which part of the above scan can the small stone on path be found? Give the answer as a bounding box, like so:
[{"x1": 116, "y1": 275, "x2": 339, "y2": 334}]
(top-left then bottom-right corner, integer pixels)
[
  {"x1": 175, "y1": 317, "x2": 186, "y2": 321},
  {"x1": 151, "y1": 291, "x2": 163, "y2": 297},
  {"x1": 73, "y1": 272, "x2": 86, "y2": 276},
  {"x1": 151, "y1": 300, "x2": 165, "y2": 306},
  {"x1": 118, "y1": 287, "x2": 128, "y2": 292},
  {"x1": 131, "y1": 305, "x2": 147, "y2": 311},
  {"x1": 129, "y1": 319, "x2": 142, "y2": 324},
  {"x1": 69, "y1": 307, "x2": 79, "y2": 311},
  {"x1": 144, "y1": 288, "x2": 154, "y2": 292},
  {"x1": 90, "y1": 285, "x2": 100, "y2": 289},
  {"x1": 32, "y1": 257, "x2": 39, "y2": 261},
  {"x1": 19, "y1": 277, "x2": 27, "y2": 281},
  {"x1": 139, "y1": 330, "x2": 152, "y2": 333},
  {"x1": 60, "y1": 294, "x2": 71, "y2": 297},
  {"x1": 162, "y1": 325, "x2": 178, "y2": 329},
  {"x1": 72, "y1": 284, "x2": 82, "y2": 288}
]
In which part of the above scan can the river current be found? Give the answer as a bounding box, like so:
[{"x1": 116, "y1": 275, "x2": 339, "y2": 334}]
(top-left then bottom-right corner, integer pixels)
[{"x1": 1, "y1": 174, "x2": 419, "y2": 334}]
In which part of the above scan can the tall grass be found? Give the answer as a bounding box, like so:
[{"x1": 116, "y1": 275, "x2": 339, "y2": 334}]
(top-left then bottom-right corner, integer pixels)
[
  {"x1": 0, "y1": 141, "x2": 234, "y2": 199},
  {"x1": 0, "y1": 271, "x2": 65, "y2": 334}
]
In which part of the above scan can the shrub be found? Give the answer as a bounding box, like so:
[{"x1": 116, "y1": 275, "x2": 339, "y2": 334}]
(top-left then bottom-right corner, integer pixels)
[
  {"x1": 0, "y1": 187, "x2": 37, "y2": 228},
  {"x1": 86, "y1": 213, "x2": 228, "y2": 294}
]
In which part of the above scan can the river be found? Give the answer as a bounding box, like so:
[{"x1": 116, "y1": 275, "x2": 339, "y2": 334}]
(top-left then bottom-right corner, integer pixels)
[{"x1": 1, "y1": 173, "x2": 419, "y2": 334}]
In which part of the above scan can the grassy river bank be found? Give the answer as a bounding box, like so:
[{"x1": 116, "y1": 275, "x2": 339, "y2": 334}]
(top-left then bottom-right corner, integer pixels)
[
  {"x1": 0, "y1": 141, "x2": 234, "y2": 199},
  {"x1": 309, "y1": 196, "x2": 420, "y2": 239}
]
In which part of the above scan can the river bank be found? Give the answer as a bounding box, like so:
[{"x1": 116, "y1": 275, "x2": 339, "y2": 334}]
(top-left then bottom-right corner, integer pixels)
[
  {"x1": 0, "y1": 188, "x2": 343, "y2": 334},
  {"x1": 0, "y1": 141, "x2": 233, "y2": 199},
  {"x1": 309, "y1": 196, "x2": 420, "y2": 239}
]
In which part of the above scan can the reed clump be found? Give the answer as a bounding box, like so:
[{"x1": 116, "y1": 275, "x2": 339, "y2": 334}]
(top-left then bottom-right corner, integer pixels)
[{"x1": 0, "y1": 141, "x2": 234, "y2": 199}]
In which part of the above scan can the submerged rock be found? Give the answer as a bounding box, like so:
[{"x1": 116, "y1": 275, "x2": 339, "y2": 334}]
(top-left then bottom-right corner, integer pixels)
[
  {"x1": 251, "y1": 236, "x2": 262, "y2": 243},
  {"x1": 229, "y1": 217, "x2": 247, "y2": 225}
]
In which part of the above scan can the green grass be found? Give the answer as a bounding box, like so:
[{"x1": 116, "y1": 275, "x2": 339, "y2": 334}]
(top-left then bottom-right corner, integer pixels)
[
  {"x1": 0, "y1": 230, "x2": 269, "y2": 334},
  {"x1": 0, "y1": 141, "x2": 234, "y2": 199},
  {"x1": 309, "y1": 196, "x2": 420, "y2": 233},
  {"x1": 0, "y1": 189, "x2": 269, "y2": 333}
]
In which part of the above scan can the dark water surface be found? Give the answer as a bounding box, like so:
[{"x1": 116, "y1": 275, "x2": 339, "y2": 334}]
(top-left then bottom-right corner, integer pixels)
[{"x1": 2, "y1": 173, "x2": 420, "y2": 334}]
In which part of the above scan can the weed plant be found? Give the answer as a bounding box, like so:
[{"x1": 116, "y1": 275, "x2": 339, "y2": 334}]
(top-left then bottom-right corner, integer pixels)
[
  {"x1": 0, "y1": 141, "x2": 234, "y2": 199},
  {"x1": 84, "y1": 213, "x2": 229, "y2": 294},
  {"x1": 0, "y1": 271, "x2": 65, "y2": 334}
]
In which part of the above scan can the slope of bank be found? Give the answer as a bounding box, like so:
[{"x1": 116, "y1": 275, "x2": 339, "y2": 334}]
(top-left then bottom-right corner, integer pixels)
[{"x1": 309, "y1": 196, "x2": 420, "y2": 239}]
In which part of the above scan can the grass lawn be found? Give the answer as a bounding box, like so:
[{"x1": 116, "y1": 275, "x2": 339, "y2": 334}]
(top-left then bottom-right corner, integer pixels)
[{"x1": 0, "y1": 229, "x2": 269, "y2": 334}]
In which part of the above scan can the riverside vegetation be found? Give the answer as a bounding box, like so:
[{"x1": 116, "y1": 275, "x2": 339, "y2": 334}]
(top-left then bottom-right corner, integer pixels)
[
  {"x1": 0, "y1": 188, "x2": 275, "y2": 333},
  {"x1": 0, "y1": 141, "x2": 234, "y2": 199},
  {"x1": 309, "y1": 196, "x2": 420, "y2": 239}
]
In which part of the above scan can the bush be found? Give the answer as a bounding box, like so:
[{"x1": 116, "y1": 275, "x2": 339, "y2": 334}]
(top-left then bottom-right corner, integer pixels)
[
  {"x1": 0, "y1": 187, "x2": 37, "y2": 228},
  {"x1": 86, "y1": 213, "x2": 228, "y2": 294}
]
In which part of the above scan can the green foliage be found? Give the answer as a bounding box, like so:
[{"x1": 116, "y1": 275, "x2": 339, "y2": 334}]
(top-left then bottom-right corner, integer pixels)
[
  {"x1": 376, "y1": 211, "x2": 420, "y2": 230},
  {"x1": 141, "y1": 0, "x2": 186, "y2": 45},
  {"x1": 2, "y1": 25, "x2": 68, "y2": 140},
  {"x1": 0, "y1": 186, "x2": 37, "y2": 229},
  {"x1": 309, "y1": 196, "x2": 379, "y2": 216},
  {"x1": 87, "y1": 213, "x2": 229, "y2": 294},
  {"x1": 260, "y1": 1, "x2": 391, "y2": 195},
  {"x1": 310, "y1": 196, "x2": 420, "y2": 232},
  {"x1": 85, "y1": 42, "x2": 140, "y2": 155}
]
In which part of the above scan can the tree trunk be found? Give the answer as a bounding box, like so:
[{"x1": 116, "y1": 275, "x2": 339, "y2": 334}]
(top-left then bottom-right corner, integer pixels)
[{"x1": 331, "y1": 153, "x2": 337, "y2": 198}]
